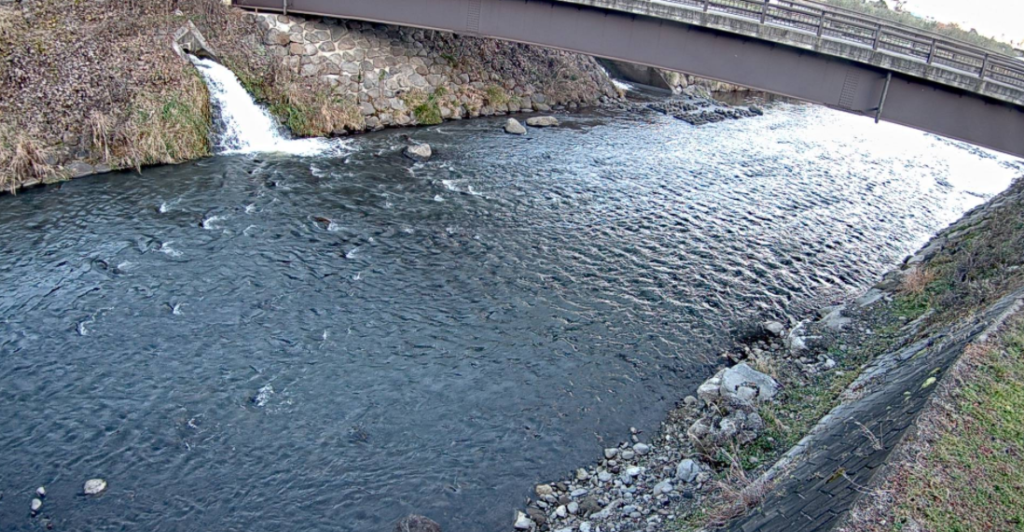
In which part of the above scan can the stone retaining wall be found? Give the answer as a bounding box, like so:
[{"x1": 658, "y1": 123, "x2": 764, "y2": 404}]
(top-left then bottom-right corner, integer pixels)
[{"x1": 253, "y1": 14, "x2": 620, "y2": 132}]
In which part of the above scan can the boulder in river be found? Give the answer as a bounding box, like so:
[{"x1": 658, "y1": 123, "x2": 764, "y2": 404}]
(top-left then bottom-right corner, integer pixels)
[
  {"x1": 394, "y1": 514, "x2": 442, "y2": 532},
  {"x1": 526, "y1": 116, "x2": 559, "y2": 127},
  {"x1": 504, "y1": 118, "x2": 527, "y2": 135},
  {"x1": 30, "y1": 498, "x2": 42, "y2": 516},
  {"x1": 404, "y1": 143, "x2": 432, "y2": 162},
  {"x1": 83, "y1": 478, "x2": 107, "y2": 495}
]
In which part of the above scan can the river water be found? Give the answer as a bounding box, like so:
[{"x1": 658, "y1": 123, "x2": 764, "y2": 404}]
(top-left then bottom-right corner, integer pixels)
[{"x1": 0, "y1": 81, "x2": 1021, "y2": 531}]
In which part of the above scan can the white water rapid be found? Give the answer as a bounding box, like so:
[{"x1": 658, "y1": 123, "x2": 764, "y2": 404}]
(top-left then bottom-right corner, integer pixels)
[{"x1": 189, "y1": 56, "x2": 338, "y2": 156}]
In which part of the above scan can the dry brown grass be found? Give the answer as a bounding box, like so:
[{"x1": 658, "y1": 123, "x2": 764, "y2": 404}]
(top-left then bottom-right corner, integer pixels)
[
  {"x1": 705, "y1": 457, "x2": 776, "y2": 529},
  {"x1": 0, "y1": 0, "x2": 269, "y2": 190},
  {"x1": 0, "y1": 129, "x2": 57, "y2": 193},
  {"x1": 899, "y1": 266, "x2": 936, "y2": 296}
]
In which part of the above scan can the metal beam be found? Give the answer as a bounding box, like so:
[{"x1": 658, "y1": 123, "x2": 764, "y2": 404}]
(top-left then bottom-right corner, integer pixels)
[{"x1": 234, "y1": 0, "x2": 1024, "y2": 159}]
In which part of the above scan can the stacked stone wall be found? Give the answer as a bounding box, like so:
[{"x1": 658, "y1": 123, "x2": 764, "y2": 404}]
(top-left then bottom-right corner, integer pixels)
[{"x1": 255, "y1": 14, "x2": 620, "y2": 131}]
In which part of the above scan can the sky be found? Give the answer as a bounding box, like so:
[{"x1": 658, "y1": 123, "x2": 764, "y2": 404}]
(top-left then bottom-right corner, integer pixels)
[{"x1": 902, "y1": 0, "x2": 1024, "y2": 46}]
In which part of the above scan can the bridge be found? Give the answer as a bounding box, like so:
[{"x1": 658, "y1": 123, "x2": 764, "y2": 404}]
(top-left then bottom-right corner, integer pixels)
[{"x1": 234, "y1": 0, "x2": 1024, "y2": 158}]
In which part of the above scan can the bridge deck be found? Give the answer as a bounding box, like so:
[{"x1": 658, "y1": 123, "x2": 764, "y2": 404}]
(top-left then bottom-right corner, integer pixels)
[
  {"x1": 233, "y1": 0, "x2": 1024, "y2": 158},
  {"x1": 570, "y1": 0, "x2": 1024, "y2": 107}
]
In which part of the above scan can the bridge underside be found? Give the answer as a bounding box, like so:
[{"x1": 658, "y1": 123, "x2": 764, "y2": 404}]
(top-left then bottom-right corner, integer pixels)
[{"x1": 236, "y1": 0, "x2": 1024, "y2": 158}]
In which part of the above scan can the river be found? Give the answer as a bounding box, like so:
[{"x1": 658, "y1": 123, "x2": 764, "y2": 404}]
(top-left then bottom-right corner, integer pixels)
[{"x1": 0, "y1": 69, "x2": 1020, "y2": 531}]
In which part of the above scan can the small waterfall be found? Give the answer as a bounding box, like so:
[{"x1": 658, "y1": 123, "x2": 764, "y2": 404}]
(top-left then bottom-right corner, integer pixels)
[{"x1": 189, "y1": 56, "x2": 336, "y2": 156}]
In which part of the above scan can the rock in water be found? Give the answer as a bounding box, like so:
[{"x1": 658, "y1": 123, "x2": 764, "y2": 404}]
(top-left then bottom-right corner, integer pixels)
[
  {"x1": 83, "y1": 478, "x2": 107, "y2": 495},
  {"x1": 633, "y1": 442, "x2": 651, "y2": 455},
  {"x1": 394, "y1": 514, "x2": 442, "y2": 532},
  {"x1": 36, "y1": 486, "x2": 46, "y2": 498},
  {"x1": 763, "y1": 320, "x2": 785, "y2": 337},
  {"x1": 504, "y1": 118, "x2": 527, "y2": 135},
  {"x1": 30, "y1": 498, "x2": 42, "y2": 515},
  {"x1": 404, "y1": 143, "x2": 432, "y2": 162},
  {"x1": 526, "y1": 116, "x2": 559, "y2": 127}
]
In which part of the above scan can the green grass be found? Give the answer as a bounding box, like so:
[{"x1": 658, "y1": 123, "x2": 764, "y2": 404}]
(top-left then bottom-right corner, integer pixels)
[
  {"x1": 485, "y1": 85, "x2": 509, "y2": 106},
  {"x1": 896, "y1": 328, "x2": 1024, "y2": 531},
  {"x1": 405, "y1": 87, "x2": 447, "y2": 126}
]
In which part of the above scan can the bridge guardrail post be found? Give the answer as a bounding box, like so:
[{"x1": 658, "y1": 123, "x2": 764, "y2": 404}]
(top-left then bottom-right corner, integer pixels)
[
  {"x1": 702, "y1": 0, "x2": 710, "y2": 13},
  {"x1": 980, "y1": 53, "x2": 990, "y2": 80},
  {"x1": 816, "y1": 11, "x2": 825, "y2": 38},
  {"x1": 872, "y1": 26, "x2": 881, "y2": 50},
  {"x1": 927, "y1": 39, "x2": 936, "y2": 65},
  {"x1": 760, "y1": 0, "x2": 768, "y2": 24}
]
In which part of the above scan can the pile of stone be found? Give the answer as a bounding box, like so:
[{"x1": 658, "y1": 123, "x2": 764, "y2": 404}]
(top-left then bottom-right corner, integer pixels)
[
  {"x1": 512, "y1": 438, "x2": 709, "y2": 532},
  {"x1": 511, "y1": 359, "x2": 786, "y2": 532},
  {"x1": 646, "y1": 99, "x2": 763, "y2": 126}
]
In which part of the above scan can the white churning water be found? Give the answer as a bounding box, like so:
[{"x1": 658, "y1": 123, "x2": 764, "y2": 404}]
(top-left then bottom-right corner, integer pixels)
[{"x1": 189, "y1": 56, "x2": 338, "y2": 156}]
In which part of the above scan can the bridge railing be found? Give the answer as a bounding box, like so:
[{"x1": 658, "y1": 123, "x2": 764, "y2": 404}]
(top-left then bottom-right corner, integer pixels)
[{"x1": 664, "y1": 0, "x2": 1024, "y2": 91}]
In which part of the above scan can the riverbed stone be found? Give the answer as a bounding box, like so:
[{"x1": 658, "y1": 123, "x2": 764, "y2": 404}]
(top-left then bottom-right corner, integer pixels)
[
  {"x1": 676, "y1": 459, "x2": 700, "y2": 483},
  {"x1": 526, "y1": 116, "x2": 559, "y2": 127},
  {"x1": 514, "y1": 511, "x2": 534, "y2": 530},
  {"x1": 764, "y1": 320, "x2": 786, "y2": 337},
  {"x1": 394, "y1": 514, "x2": 441, "y2": 532},
  {"x1": 504, "y1": 118, "x2": 527, "y2": 135},
  {"x1": 720, "y1": 363, "x2": 779, "y2": 406},
  {"x1": 30, "y1": 498, "x2": 42, "y2": 515},
  {"x1": 632, "y1": 442, "x2": 651, "y2": 455},
  {"x1": 404, "y1": 143, "x2": 432, "y2": 162},
  {"x1": 603, "y1": 448, "x2": 618, "y2": 459},
  {"x1": 535, "y1": 484, "x2": 554, "y2": 497},
  {"x1": 83, "y1": 478, "x2": 107, "y2": 495}
]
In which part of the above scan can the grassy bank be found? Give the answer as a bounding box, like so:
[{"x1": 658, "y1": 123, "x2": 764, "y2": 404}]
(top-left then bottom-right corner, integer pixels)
[
  {"x1": 841, "y1": 318, "x2": 1024, "y2": 532},
  {"x1": 0, "y1": 0, "x2": 354, "y2": 193}
]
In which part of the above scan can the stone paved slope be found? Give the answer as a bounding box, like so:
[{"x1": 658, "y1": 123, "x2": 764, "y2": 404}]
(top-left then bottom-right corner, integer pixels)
[{"x1": 727, "y1": 288, "x2": 1024, "y2": 532}]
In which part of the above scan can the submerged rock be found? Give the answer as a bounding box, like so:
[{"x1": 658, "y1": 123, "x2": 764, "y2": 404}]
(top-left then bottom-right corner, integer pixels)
[
  {"x1": 83, "y1": 478, "x2": 107, "y2": 495},
  {"x1": 504, "y1": 118, "x2": 527, "y2": 135},
  {"x1": 404, "y1": 143, "x2": 432, "y2": 162},
  {"x1": 394, "y1": 514, "x2": 442, "y2": 532},
  {"x1": 526, "y1": 116, "x2": 559, "y2": 127},
  {"x1": 30, "y1": 498, "x2": 42, "y2": 515}
]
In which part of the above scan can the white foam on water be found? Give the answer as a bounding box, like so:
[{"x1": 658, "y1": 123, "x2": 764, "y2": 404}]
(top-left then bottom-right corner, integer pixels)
[{"x1": 189, "y1": 57, "x2": 344, "y2": 156}]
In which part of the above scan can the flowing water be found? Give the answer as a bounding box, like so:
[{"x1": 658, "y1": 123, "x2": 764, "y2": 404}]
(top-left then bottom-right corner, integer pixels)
[{"x1": 0, "y1": 65, "x2": 1021, "y2": 532}]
